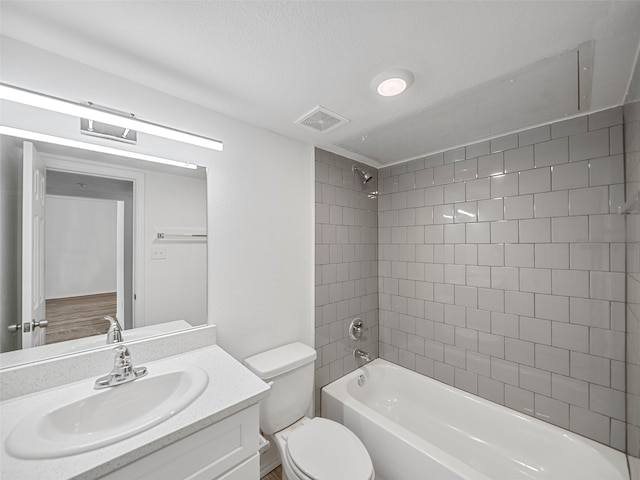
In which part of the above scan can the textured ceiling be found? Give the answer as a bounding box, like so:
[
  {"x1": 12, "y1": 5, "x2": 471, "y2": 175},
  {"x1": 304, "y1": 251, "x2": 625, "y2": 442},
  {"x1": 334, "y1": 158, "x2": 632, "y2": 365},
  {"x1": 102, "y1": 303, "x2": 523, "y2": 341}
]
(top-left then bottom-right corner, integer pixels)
[{"x1": 1, "y1": 1, "x2": 640, "y2": 167}]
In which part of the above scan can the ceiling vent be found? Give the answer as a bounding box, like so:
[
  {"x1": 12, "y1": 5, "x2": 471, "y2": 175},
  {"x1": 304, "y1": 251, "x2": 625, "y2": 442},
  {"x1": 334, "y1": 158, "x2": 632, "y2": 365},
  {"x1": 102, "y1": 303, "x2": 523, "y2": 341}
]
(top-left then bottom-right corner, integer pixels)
[{"x1": 295, "y1": 106, "x2": 349, "y2": 133}]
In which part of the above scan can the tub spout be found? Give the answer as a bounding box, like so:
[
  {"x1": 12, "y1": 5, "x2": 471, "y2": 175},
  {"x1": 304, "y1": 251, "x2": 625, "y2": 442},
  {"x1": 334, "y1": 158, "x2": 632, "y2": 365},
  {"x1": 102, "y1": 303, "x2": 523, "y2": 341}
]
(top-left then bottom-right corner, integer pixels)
[{"x1": 354, "y1": 348, "x2": 372, "y2": 365}]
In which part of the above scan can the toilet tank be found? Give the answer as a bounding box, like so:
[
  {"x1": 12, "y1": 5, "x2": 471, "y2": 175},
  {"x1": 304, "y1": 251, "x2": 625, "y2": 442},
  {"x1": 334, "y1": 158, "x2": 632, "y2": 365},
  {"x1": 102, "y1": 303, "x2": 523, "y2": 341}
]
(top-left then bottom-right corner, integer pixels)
[{"x1": 244, "y1": 342, "x2": 316, "y2": 435}]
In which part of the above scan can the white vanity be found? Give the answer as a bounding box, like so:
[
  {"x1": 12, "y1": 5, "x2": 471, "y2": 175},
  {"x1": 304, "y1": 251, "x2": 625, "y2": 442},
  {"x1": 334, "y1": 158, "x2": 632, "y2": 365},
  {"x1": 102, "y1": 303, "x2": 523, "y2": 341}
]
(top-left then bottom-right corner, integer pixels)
[{"x1": 0, "y1": 327, "x2": 270, "y2": 479}]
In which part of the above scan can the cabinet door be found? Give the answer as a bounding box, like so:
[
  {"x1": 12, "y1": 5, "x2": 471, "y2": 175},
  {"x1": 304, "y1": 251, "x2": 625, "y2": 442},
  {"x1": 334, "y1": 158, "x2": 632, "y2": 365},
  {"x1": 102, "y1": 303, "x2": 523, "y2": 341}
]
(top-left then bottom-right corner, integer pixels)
[
  {"x1": 100, "y1": 405, "x2": 259, "y2": 480},
  {"x1": 215, "y1": 453, "x2": 259, "y2": 480}
]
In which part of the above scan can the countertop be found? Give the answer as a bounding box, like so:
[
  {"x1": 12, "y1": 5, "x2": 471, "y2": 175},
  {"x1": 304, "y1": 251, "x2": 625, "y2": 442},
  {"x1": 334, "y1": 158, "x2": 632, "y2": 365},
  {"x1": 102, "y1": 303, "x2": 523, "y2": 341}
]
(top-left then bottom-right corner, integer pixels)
[{"x1": 0, "y1": 344, "x2": 270, "y2": 480}]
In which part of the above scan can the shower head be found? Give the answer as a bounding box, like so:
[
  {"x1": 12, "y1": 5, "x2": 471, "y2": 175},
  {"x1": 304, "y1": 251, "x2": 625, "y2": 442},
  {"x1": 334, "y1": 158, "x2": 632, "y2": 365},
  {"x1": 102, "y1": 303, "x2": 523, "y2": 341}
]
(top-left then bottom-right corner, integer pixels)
[{"x1": 352, "y1": 165, "x2": 374, "y2": 184}]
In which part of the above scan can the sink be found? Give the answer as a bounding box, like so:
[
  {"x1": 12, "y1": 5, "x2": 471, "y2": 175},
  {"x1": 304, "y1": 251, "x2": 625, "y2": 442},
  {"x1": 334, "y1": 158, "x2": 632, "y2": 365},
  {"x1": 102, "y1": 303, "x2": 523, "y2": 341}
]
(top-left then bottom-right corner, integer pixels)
[{"x1": 6, "y1": 365, "x2": 208, "y2": 459}]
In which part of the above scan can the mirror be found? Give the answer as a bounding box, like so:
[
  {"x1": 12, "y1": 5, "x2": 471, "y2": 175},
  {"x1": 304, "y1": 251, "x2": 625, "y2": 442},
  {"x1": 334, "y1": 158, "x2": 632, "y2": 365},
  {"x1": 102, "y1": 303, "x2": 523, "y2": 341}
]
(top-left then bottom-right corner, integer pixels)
[{"x1": 0, "y1": 134, "x2": 208, "y2": 366}]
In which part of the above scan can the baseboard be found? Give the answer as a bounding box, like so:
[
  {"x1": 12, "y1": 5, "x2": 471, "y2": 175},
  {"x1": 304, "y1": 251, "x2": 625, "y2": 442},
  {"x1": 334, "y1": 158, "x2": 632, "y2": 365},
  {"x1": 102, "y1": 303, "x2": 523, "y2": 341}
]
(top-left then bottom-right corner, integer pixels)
[
  {"x1": 260, "y1": 458, "x2": 281, "y2": 478},
  {"x1": 259, "y1": 434, "x2": 280, "y2": 478}
]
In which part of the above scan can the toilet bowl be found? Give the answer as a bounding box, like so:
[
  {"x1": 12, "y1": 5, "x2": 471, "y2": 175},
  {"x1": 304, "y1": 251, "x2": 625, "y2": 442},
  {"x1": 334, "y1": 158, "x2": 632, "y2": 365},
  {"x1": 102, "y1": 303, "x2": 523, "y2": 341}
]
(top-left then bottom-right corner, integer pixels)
[
  {"x1": 244, "y1": 343, "x2": 374, "y2": 480},
  {"x1": 275, "y1": 417, "x2": 374, "y2": 480}
]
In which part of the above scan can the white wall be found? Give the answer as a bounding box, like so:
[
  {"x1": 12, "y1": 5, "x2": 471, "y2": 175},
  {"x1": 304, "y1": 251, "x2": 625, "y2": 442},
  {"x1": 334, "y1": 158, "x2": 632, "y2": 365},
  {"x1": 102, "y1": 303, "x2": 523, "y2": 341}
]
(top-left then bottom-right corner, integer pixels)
[
  {"x1": 1, "y1": 37, "x2": 315, "y2": 361},
  {"x1": 144, "y1": 171, "x2": 207, "y2": 328},
  {"x1": 45, "y1": 196, "x2": 117, "y2": 299}
]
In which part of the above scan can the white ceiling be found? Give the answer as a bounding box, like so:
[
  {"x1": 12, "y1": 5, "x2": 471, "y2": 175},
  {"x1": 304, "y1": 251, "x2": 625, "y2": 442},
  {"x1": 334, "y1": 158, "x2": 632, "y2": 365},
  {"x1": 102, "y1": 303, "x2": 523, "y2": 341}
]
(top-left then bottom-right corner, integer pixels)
[{"x1": 2, "y1": 1, "x2": 640, "y2": 167}]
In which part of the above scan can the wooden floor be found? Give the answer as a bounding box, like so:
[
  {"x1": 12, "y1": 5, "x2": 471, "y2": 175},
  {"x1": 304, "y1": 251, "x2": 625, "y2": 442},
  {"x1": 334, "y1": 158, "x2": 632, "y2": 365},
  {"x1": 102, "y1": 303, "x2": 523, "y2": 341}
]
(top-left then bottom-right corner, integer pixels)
[
  {"x1": 261, "y1": 466, "x2": 281, "y2": 480},
  {"x1": 45, "y1": 292, "x2": 117, "y2": 344}
]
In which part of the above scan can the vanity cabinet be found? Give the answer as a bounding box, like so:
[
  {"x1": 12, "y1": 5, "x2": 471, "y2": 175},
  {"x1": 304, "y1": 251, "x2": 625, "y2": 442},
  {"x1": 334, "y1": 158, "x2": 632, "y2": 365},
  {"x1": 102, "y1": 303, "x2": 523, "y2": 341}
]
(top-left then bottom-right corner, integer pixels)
[
  {"x1": 99, "y1": 405, "x2": 260, "y2": 480},
  {"x1": 1, "y1": 343, "x2": 270, "y2": 480}
]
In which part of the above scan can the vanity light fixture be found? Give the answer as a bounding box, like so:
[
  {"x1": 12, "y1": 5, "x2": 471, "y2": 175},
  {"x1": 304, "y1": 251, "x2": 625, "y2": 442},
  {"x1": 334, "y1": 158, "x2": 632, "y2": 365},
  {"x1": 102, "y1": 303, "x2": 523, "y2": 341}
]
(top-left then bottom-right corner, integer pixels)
[
  {"x1": 0, "y1": 83, "x2": 223, "y2": 151},
  {"x1": 372, "y1": 69, "x2": 414, "y2": 97},
  {"x1": 0, "y1": 126, "x2": 198, "y2": 169}
]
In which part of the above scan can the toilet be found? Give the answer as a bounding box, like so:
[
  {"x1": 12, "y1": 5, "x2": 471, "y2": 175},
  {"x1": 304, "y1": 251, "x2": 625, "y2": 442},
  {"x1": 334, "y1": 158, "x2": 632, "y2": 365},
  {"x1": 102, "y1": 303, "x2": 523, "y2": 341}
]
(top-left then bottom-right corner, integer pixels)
[{"x1": 244, "y1": 342, "x2": 374, "y2": 480}]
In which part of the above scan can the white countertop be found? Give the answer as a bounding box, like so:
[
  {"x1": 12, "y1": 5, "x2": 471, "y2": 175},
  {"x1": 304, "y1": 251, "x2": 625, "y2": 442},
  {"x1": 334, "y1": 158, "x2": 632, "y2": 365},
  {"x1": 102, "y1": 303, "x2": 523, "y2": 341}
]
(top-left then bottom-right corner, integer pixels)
[{"x1": 1, "y1": 345, "x2": 270, "y2": 480}]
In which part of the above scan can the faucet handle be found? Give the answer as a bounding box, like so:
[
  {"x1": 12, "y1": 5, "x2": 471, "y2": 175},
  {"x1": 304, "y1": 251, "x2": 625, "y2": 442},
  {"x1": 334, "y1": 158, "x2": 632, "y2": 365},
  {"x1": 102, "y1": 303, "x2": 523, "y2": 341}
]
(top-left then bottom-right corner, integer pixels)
[
  {"x1": 349, "y1": 318, "x2": 367, "y2": 340},
  {"x1": 113, "y1": 345, "x2": 131, "y2": 368},
  {"x1": 95, "y1": 345, "x2": 147, "y2": 389}
]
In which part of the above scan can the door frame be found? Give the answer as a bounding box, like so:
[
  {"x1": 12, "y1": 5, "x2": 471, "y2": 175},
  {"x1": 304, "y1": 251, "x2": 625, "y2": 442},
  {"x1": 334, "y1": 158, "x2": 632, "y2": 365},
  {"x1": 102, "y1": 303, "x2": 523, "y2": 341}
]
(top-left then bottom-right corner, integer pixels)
[
  {"x1": 43, "y1": 155, "x2": 145, "y2": 328},
  {"x1": 116, "y1": 200, "x2": 125, "y2": 322}
]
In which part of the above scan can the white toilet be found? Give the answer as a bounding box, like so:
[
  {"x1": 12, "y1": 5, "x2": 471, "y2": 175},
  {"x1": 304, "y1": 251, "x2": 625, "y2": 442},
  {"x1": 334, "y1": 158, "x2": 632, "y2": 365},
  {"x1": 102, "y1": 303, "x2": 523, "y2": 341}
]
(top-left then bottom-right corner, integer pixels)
[{"x1": 244, "y1": 342, "x2": 374, "y2": 480}]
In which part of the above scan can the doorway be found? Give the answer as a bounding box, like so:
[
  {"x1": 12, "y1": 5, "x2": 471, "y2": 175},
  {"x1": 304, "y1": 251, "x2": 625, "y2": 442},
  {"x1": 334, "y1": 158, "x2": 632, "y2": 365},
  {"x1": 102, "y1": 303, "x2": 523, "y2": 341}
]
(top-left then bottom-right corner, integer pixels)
[{"x1": 44, "y1": 170, "x2": 133, "y2": 343}]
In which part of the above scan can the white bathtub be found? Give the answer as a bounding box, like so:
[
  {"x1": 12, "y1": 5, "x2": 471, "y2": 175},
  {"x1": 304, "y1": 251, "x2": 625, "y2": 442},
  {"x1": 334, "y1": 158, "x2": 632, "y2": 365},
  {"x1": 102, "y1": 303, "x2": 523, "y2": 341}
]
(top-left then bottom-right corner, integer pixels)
[{"x1": 322, "y1": 359, "x2": 628, "y2": 480}]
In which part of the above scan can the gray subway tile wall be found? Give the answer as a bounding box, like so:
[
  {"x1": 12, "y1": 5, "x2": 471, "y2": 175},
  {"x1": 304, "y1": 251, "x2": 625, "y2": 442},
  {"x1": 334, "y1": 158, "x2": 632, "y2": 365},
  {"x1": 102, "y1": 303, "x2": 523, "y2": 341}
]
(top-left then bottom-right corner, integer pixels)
[
  {"x1": 625, "y1": 96, "x2": 640, "y2": 458},
  {"x1": 314, "y1": 105, "x2": 639, "y2": 459},
  {"x1": 314, "y1": 149, "x2": 379, "y2": 415},
  {"x1": 377, "y1": 107, "x2": 627, "y2": 450}
]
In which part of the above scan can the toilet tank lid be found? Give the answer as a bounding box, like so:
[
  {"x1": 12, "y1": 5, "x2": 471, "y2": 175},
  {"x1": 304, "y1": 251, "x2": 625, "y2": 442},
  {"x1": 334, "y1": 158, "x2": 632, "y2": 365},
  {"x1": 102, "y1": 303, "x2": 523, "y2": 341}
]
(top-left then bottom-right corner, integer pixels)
[{"x1": 244, "y1": 342, "x2": 317, "y2": 379}]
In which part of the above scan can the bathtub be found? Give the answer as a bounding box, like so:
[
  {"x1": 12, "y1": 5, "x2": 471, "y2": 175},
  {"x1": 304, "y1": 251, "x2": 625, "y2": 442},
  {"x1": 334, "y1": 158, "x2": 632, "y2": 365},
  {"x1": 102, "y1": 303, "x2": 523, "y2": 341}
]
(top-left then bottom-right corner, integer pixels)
[{"x1": 322, "y1": 359, "x2": 628, "y2": 480}]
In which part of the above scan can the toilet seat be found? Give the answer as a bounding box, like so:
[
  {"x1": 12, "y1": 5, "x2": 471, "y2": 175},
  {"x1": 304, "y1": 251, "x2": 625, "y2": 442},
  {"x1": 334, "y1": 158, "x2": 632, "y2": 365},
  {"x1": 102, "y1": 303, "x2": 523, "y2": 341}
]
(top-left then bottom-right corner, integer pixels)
[
  {"x1": 284, "y1": 417, "x2": 374, "y2": 480},
  {"x1": 284, "y1": 450, "x2": 315, "y2": 480}
]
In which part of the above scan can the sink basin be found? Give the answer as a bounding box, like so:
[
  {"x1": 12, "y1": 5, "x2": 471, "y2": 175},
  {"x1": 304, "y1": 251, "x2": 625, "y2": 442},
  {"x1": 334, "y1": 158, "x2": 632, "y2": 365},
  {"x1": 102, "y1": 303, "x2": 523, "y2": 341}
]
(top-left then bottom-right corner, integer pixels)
[{"x1": 6, "y1": 365, "x2": 208, "y2": 459}]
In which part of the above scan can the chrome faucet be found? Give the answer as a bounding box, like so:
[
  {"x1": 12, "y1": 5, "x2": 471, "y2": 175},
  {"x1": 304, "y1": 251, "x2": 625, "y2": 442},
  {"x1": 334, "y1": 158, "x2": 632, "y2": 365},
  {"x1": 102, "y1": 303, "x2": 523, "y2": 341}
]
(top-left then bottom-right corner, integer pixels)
[
  {"x1": 103, "y1": 315, "x2": 123, "y2": 344},
  {"x1": 354, "y1": 348, "x2": 372, "y2": 365},
  {"x1": 94, "y1": 345, "x2": 148, "y2": 389}
]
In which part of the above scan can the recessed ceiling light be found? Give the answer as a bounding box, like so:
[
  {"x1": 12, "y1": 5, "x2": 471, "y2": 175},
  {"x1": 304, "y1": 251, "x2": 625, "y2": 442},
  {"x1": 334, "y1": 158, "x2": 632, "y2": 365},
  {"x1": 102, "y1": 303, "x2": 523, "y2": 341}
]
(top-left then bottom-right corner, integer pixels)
[
  {"x1": 378, "y1": 78, "x2": 407, "y2": 96},
  {"x1": 372, "y1": 69, "x2": 414, "y2": 97}
]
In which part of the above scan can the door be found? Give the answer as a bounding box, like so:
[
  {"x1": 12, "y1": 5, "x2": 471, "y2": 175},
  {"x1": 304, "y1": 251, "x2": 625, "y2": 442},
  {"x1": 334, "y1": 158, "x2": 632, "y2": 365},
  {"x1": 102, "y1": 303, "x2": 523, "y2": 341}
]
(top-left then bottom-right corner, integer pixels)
[{"x1": 22, "y1": 141, "x2": 46, "y2": 348}]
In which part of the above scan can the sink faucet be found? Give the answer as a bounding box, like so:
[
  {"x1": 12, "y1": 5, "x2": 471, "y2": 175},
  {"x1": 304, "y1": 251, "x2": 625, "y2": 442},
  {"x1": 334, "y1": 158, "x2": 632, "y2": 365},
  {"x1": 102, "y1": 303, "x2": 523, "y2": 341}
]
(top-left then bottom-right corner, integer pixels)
[
  {"x1": 94, "y1": 345, "x2": 148, "y2": 389},
  {"x1": 103, "y1": 315, "x2": 123, "y2": 344},
  {"x1": 354, "y1": 348, "x2": 372, "y2": 366}
]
